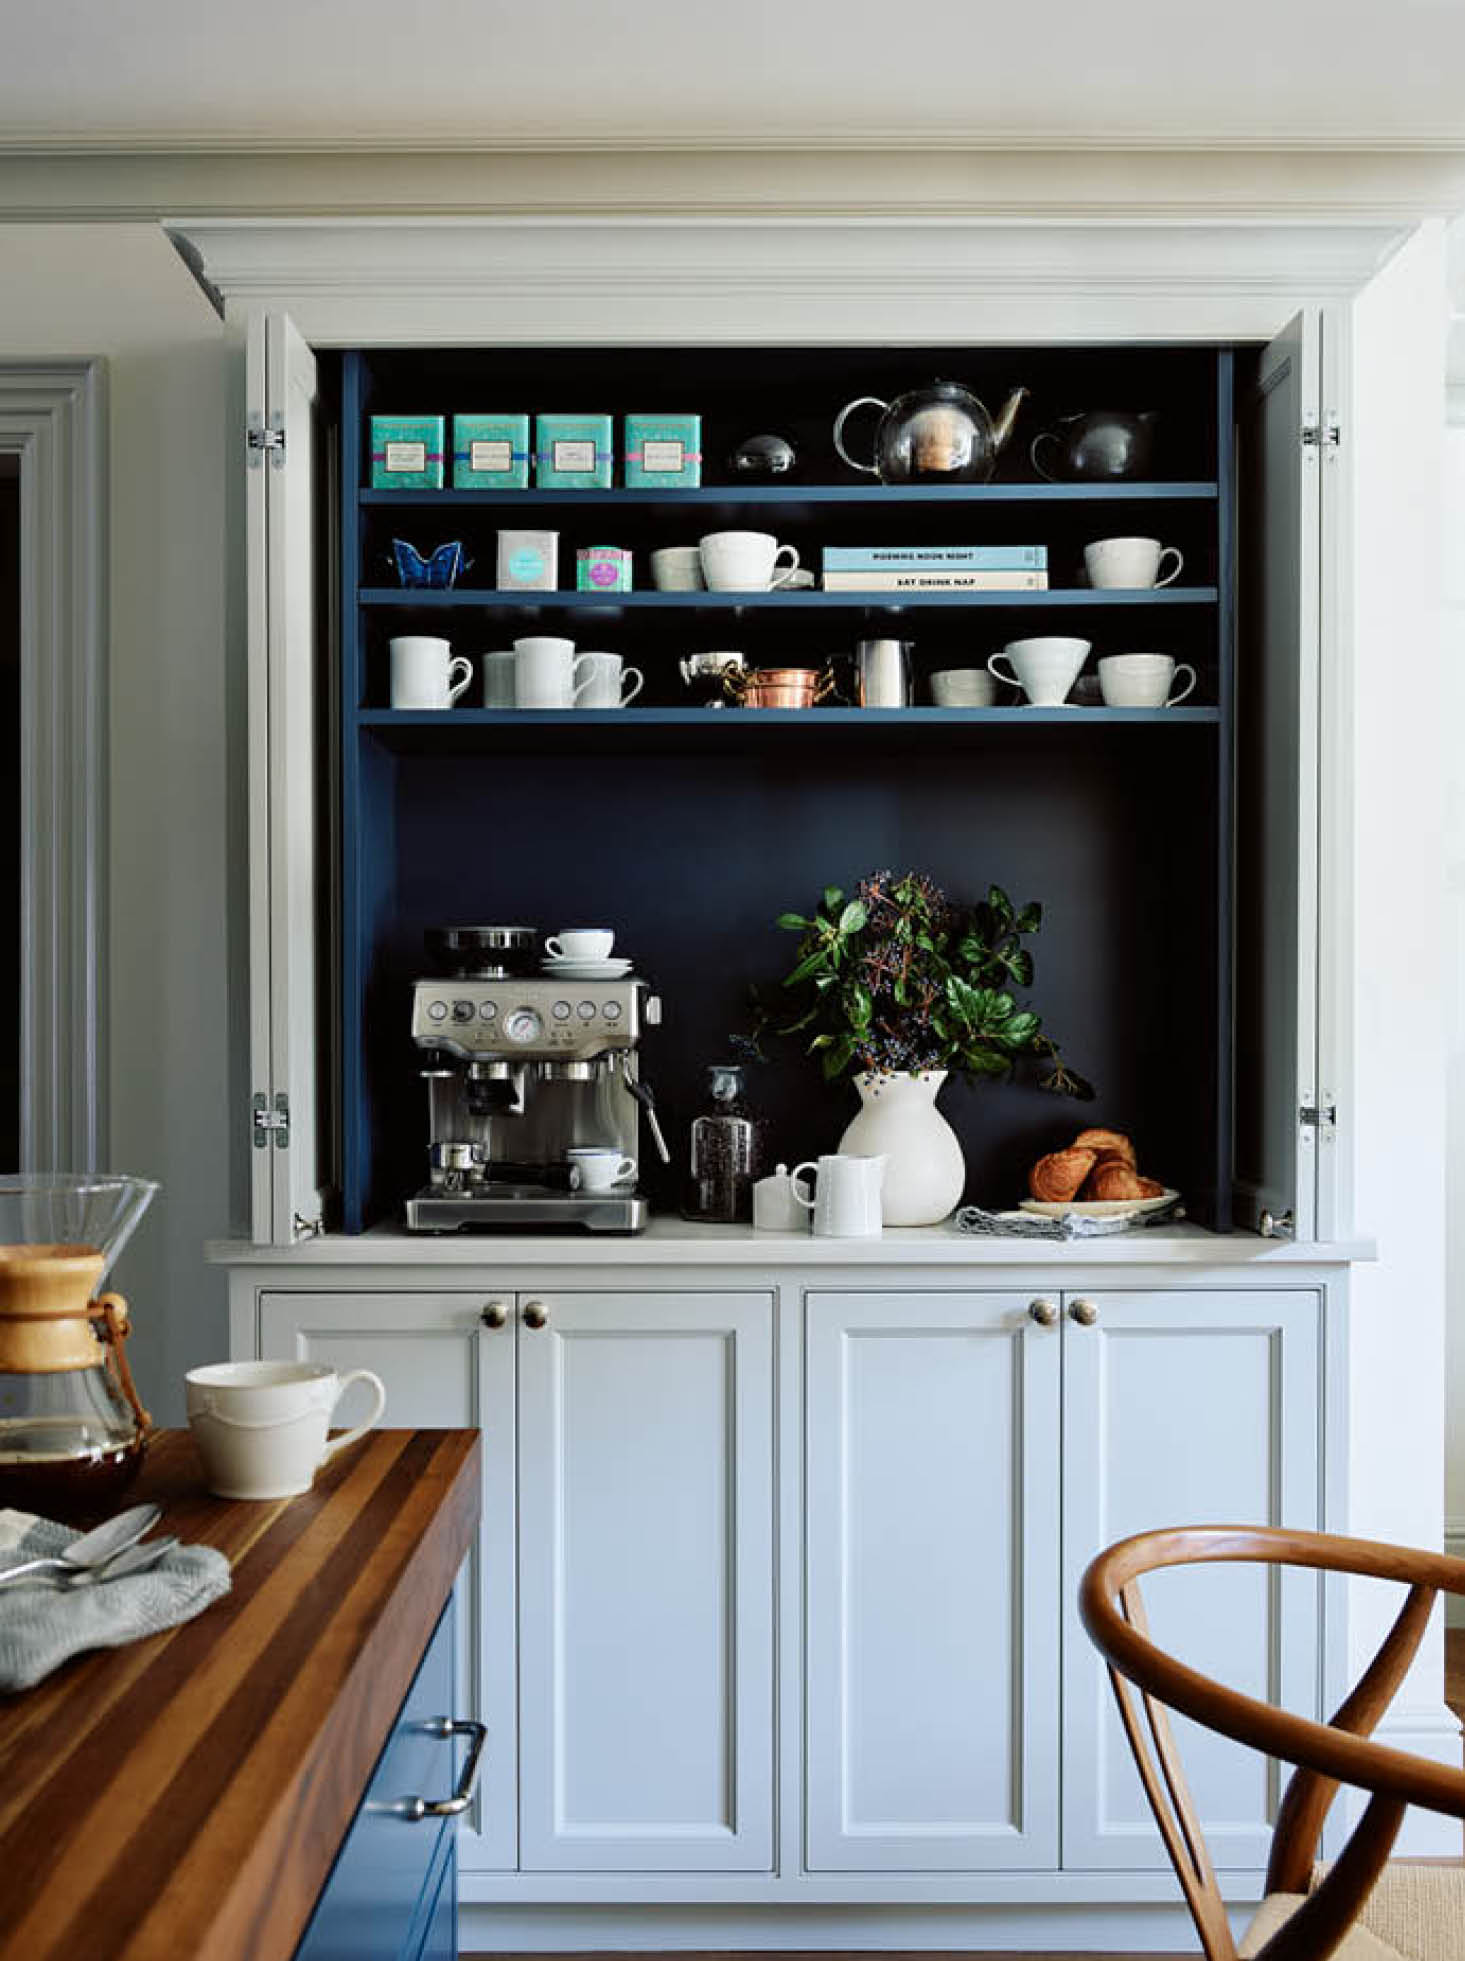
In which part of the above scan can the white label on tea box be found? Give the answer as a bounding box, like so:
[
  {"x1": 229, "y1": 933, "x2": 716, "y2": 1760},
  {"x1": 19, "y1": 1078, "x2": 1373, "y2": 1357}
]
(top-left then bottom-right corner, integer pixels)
[
  {"x1": 470, "y1": 439, "x2": 513, "y2": 472},
  {"x1": 641, "y1": 439, "x2": 685, "y2": 473},
  {"x1": 552, "y1": 439, "x2": 596, "y2": 473},
  {"x1": 385, "y1": 440, "x2": 428, "y2": 471}
]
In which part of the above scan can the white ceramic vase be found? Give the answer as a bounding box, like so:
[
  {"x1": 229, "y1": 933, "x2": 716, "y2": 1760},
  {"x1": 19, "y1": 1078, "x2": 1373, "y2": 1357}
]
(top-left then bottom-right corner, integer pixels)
[{"x1": 837, "y1": 1070, "x2": 966, "y2": 1225}]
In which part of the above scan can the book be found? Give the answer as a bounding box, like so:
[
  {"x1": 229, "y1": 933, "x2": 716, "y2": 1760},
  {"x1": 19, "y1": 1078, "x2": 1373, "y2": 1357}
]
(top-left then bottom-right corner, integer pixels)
[
  {"x1": 822, "y1": 569, "x2": 1049, "y2": 591},
  {"x1": 821, "y1": 543, "x2": 1047, "y2": 571}
]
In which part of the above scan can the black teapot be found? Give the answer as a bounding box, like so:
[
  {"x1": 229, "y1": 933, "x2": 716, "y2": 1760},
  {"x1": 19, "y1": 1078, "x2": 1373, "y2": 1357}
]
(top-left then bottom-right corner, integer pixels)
[
  {"x1": 1030, "y1": 409, "x2": 1160, "y2": 482},
  {"x1": 833, "y1": 381, "x2": 1028, "y2": 485}
]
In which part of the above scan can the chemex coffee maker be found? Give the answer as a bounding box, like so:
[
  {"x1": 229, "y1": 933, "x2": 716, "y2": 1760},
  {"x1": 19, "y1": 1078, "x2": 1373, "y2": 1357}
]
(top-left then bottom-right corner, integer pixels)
[{"x1": 405, "y1": 925, "x2": 670, "y2": 1233}]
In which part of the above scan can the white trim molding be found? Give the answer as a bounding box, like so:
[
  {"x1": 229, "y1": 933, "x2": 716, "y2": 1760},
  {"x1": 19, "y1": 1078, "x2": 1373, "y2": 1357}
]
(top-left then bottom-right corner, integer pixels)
[{"x1": 0, "y1": 364, "x2": 107, "y2": 1172}]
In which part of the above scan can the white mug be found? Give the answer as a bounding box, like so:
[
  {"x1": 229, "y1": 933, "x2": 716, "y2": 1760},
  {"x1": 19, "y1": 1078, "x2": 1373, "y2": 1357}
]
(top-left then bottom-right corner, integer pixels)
[
  {"x1": 185, "y1": 1360, "x2": 387, "y2": 1500},
  {"x1": 568, "y1": 1148, "x2": 637, "y2": 1192},
  {"x1": 930, "y1": 668, "x2": 999, "y2": 708},
  {"x1": 987, "y1": 636, "x2": 1091, "y2": 708},
  {"x1": 575, "y1": 650, "x2": 644, "y2": 709},
  {"x1": 1084, "y1": 537, "x2": 1185, "y2": 590},
  {"x1": 514, "y1": 636, "x2": 593, "y2": 709},
  {"x1": 546, "y1": 928, "x2": 614, "y2": 961},
  {"x1": 482, "y1": 648, "x2": 518, "y2": 709},
  {"x1": 790, "y1": 1154, "x2": 886, "y2": 1237},
  {"x1": 699, "y1": 531, "x2": 800, "y2": 593},
  {"x1": 650, "y1": 545, "x2": 706, "y2": 592},
  {"x1": 389, "y1": 637, "x2": 472, "y2": 710},
  {"x1": 1098, "y1": 653, "x2": 1197, "y2": 708}
]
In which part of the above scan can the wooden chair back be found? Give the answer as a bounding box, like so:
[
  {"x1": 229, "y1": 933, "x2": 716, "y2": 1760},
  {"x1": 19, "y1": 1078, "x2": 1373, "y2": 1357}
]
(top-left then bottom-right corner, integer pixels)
[{"x1": 1080, "y1": 1525, "x2": 1465, "y2": 1961}]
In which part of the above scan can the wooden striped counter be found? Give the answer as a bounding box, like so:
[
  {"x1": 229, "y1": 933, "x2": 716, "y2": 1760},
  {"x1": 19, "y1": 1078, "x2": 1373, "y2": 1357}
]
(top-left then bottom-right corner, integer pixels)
[{"x1": 0, "y1": 1427, "x2": 481, "y2": 1961}]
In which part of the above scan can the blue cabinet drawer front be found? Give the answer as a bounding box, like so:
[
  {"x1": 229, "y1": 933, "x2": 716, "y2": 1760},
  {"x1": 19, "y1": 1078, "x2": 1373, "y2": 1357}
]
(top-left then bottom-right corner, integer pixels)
[{"x1": 295, "y1": 1600, "x2": 459, "y2": 1961}]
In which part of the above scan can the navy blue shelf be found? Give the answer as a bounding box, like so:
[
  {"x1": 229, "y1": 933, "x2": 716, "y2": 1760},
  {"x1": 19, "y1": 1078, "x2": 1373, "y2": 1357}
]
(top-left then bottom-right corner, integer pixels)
[
  {"x1": 357, "y1": 705, "x2": 1221, "y2": 732},
  {"x1": 360, "y1": 481, "x2": 1220, "y2": 507},
  {"x1": 359, "y1": 586, "x2": 1218, "y2": 612}
]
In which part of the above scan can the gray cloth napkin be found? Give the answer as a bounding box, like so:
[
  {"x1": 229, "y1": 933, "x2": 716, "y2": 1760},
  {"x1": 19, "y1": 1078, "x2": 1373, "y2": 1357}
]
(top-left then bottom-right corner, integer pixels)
[
  {"x1": 0, "y1": 1506, "x2": 232, "y2": 1693},
  {"x1": 953, "y1": 1198, "x2": 1180, "y2": 1240}
]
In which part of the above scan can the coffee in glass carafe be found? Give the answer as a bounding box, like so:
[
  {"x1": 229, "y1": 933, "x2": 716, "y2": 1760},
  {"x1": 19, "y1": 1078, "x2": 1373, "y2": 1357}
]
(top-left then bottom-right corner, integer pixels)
[{"x1": 0, "y1": 1174, "x2": 158, "y2": 1518}]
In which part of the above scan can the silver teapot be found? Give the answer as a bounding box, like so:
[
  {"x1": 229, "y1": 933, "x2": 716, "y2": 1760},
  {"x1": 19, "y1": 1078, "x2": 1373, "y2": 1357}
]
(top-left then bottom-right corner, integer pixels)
[{"x1": 833, "y1": 380, "x2": 1028, "y2": 485}]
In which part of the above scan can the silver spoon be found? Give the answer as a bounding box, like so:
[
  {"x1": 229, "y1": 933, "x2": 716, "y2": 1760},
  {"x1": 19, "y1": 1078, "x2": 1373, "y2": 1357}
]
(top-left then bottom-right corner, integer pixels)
[
  {"x1": 0, "y1": 1501, "x2": 163, "y2": 1587},
  {"x1": 61, "y1": 1534, "x2": 179, "y2": 1589}
]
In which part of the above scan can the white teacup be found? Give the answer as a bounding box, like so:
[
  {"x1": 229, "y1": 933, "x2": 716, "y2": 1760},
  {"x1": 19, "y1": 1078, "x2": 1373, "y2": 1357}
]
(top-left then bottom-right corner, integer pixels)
[
  {"x1": 185, "y1": 1360, "x2": 387, "y2": 1501},
  {"x1": 987, "y1": 636, "x2": 1091, "y2": 708},
  {"x1": 1098, "y1": 653, "x2": 1197, "y2": 708},
  {"x1": 575, "y1": 650, "x2": 645, "y2": 709},
  {"x1": 514, "y1": 636, "x2": 593, "y2": 709},
  {"x1": 930, "y1": 668, "x2": 999, "y2": 708},
  {"x1": 546, "y1": 929, "x2": 614, "y2": 961},
  {"x1": 389, "y1": 637, "x2": 472, "y2": 710},
  {"x1": 568, "y1": 1147, "x2": 637, "y2": 1192},
  {"x1": 699, "y1": 530, "x2": 800, "y2": 593},
  {"x1": 481, "y1": 648, "x2": 517, "y2": 709},
  {"x1": 650, "y1": 545, "x2": 706, "y2": 592},
  {"x1": 1084, "y1": 536, "x2": 1184, "y2": 590}
]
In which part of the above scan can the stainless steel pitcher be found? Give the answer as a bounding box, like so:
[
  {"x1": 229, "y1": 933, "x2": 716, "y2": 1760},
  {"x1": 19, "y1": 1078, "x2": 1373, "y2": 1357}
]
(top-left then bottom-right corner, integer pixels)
[{"x1": 853, "y1": 639, "x2": 913, "y2": 709}]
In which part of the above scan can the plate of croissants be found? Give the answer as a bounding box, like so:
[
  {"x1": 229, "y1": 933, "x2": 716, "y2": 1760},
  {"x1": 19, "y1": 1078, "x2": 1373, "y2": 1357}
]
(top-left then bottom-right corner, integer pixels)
[{"x1": 1022, "y1": 1128, "x2": 1178, "y2": 1218}]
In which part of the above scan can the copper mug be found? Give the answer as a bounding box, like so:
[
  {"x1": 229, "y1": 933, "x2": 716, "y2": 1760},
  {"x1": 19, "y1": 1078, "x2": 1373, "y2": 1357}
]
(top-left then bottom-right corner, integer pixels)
[{"x1": 724, "y1": 665, "x2": 835, "y2": 710}]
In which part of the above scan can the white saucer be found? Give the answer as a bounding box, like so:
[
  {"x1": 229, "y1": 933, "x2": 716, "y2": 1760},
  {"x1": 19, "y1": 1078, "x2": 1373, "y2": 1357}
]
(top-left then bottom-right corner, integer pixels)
[{"x1": 542, "y1": 957, "x2": 633, "y2": 979}]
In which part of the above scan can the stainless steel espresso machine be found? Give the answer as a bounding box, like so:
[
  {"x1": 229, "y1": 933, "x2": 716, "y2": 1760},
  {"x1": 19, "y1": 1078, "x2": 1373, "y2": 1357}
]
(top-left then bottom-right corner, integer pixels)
[{"x1": 404, "y1": 926, "x2": 670, "y2": 1232}]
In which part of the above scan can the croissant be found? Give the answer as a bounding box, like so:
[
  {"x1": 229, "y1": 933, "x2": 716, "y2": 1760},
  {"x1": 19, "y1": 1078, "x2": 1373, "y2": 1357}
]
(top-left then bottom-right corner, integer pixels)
[
  {"x1": 1078, "y1": 1152, "x2": 1130, "y2": 1198},
  {"x1": 1088, "y1": 1161, "x2": 1152, "y2": 1202},
  {"x1": 1029, "y1": 1148, "x2": 1097, "y2": 1203},
  {"x1": 1073, "y1": 1127, "x2": 1136, "y2": 1168}
]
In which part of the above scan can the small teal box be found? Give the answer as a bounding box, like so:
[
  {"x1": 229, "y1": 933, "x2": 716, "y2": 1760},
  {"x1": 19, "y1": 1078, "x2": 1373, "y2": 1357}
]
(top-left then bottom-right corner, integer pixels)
[
  {"x1": 624, "y1": 413, "x2": 702, "y2": 489},
  {"x1": 535, "y1": 414, "x2": 613, "y2": 490},
  {"x1": 453, "y1": 414, "x2": 530, "y2": 489},
  {"x1": 369, "y1": 415, "x2": 445, "y2": 489}
]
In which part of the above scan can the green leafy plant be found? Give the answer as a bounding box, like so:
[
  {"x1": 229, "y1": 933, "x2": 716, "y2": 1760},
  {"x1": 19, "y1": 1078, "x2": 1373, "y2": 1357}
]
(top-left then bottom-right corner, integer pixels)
[{"x1": 771, "y1": 868, "x2": 1092, "y2": 1097}]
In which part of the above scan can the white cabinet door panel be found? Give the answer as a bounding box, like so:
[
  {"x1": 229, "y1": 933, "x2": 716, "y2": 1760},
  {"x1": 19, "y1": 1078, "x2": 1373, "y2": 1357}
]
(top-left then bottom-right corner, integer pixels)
[
  {"x1": 805, "y1": 1292, "x2": 1060, "y2": 1870},
  {"x1": 257, "y1": 1290, "x2": 516, "y2": 1874},
  {"x1": 517, "y1": 1291, "x2": 775, "y2": 1871},
  {"x1": 1061, "y1": 1289, "x2": 1321, "y2": 1870}
]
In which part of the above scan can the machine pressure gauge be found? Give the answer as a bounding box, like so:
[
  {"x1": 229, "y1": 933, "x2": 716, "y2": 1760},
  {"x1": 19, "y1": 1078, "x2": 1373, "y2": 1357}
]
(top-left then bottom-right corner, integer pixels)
[{"x1": 504, "y1": 1007, "x2": 544, "y2": 1045}]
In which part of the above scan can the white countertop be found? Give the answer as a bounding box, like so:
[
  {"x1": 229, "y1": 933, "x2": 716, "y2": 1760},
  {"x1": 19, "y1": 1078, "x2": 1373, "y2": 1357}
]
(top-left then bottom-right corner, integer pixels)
[{"x1": 208, "y1": 1217, "x2": 1374, "y2": 1267}]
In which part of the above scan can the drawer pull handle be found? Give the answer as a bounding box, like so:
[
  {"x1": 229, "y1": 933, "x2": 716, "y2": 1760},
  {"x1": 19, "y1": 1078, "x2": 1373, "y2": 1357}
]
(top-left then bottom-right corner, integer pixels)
[
  {"x1": 400, "y1": 1718, "x2": 487, "y2": 1821},
  {"x1": 480, "y1": 1301, "x2": 508, "y2": 1329},
  {"x1": 1027, "y1": 1298, "x2": 1057, "y2": 1327},
  {"x1": 523, "y1": 1300, "x2": 549, "y2": 1329},
  {"x1": 1069, "y1": 1298, "x2": 1100, "y2": 1326}
]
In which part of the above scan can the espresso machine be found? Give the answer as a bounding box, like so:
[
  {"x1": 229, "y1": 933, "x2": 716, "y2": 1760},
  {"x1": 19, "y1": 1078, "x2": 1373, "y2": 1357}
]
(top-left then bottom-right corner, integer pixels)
[{"x1": 404, "y1": 926, "x2": 669, "y2": 1232}]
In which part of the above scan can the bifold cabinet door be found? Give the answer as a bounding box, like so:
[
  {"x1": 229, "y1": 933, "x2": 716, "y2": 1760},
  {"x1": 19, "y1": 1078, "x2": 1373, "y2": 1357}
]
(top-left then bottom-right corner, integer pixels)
[
  {"x1": 257, "y1": 1291, "x2": 517, "y2": 1874},
  {"x1": 1061, "y1": 1289, "x2": 1322, "y2": 1870},
  {"x1": 516, "y1": 1291, "x2": 775, "y2": 1871},
  {"x1": 805, "y1": 1292, "x2": 1061, "y2": 1870}
]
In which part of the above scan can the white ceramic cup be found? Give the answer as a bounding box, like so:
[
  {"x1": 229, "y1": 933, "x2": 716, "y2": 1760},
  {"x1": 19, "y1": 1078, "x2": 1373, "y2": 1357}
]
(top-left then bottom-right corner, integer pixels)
[
  {"x1": 575, "y1": 650, "x2": 645, "y2": 709},
  {"x1": 185, "y1": 1360, "x2": 387, "y2": 1500},
  {"x1": 481, "y1": 648, "x2": 518, "y2": 709},
  {"x1": 987, "y1": 636, "x2": 1091, "y2": 708},
  {"x1": 513, "y1": 636, "x2": 592, "y2": 709},
  {"x1": 546, "y1": 929, "x2": 615, "y2": 960},
  {"x1": 567, "y1": 1147, "x2": 637, "y2": 1192},
  {"x1": 930, "y1": 668, "x2": 999, "y2": 708},
  {"x1": 789, "y1": 1154, "x2": 885, "y2": 1238},
  {"x1": 650, "y1": 545, "x2": 706, "y2": 592},
  {"x1": 1084, "y1": 536, "x2": 1185, "y2": 590},
  {"x1": 698, "y1": 531, "x2": 800, "y2": 593},
  {"x1": 389, "y1": 637, "x2": 472, "y2": 710},
  {"x1": 1098, "y1": 653, "x2": 1198, "y2": 708}
]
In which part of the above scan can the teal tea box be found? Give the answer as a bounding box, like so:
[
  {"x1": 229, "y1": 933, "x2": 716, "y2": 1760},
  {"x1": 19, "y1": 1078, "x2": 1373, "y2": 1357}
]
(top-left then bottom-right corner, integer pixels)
[
  {"x1": 369, "y1": 415, "x2": 445, "y2": 489},
  {"x1": 535, "y1": 414, "x2": 613, "y2": 490},
  {"x1": 453, "y1": 414, "x2": 530, "y2": 490},
  {"x1": 624, "y1": 414, "x2": 702, "y2": 489}
]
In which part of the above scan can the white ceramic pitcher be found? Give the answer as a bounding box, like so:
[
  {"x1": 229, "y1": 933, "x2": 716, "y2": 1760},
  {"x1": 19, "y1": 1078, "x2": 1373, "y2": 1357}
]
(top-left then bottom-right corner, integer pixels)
[{"x1": 789, "y1": 1153, "x2": 887, "y2": 1238}]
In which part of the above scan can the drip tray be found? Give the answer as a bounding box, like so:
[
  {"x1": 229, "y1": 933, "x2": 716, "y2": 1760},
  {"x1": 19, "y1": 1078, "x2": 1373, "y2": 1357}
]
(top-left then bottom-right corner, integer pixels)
[{"x1": 404, "y1": 1188, "x2": 648, "y2": 1234}]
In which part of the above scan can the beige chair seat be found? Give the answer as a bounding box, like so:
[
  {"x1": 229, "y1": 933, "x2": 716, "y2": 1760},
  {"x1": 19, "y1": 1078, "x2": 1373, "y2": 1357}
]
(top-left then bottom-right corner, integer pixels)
[{"x1": 1241, "y1": 1867, "x2": 1465, "y2": 1961}]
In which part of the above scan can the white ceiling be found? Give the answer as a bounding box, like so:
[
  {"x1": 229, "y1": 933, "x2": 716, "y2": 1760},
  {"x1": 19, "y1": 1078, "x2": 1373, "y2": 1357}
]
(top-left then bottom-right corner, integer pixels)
[{"x1": 4, "y1": 0, "x2": 1465, "y2": 151}]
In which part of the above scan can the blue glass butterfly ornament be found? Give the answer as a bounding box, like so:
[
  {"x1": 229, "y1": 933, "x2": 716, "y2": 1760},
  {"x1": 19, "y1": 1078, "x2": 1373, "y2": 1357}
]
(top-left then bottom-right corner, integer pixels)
[{"x1": 391, "y1": 539, "x2": 472, "y2": 589}]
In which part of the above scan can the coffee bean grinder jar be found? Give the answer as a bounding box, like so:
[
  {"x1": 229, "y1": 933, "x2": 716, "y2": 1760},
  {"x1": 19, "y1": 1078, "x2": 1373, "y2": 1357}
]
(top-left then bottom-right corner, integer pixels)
[{"x1": 0, "y1": 1174, "x2": 158, "y2": 1518}]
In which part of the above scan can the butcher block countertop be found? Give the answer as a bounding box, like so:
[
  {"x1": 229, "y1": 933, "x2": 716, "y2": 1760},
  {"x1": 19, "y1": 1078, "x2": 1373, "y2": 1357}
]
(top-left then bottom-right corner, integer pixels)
[{"x1": 0, "y1": 1426, "x2": 481, "y2": 1961}]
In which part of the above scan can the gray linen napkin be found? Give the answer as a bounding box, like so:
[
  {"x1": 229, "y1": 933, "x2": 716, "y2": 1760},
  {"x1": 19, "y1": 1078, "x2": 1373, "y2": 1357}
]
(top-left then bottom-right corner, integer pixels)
[
  {"x1": 0, "y1": 1506, "x2": 232, "y2": 1692},
  {"x1": 953, "y1": 1198, "x2": 1180, "y2": 1240}
]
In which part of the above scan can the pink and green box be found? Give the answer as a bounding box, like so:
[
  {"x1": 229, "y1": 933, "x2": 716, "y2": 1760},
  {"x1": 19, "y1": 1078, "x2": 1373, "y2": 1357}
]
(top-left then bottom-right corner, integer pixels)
[
  {"x1": 624, "y1": 413, "x2": 702, "y2": 489},
  {"x1": 576, "y1": 546, "x2": 632, "y2": 592},
  {"x1": 369, "y1": 415, "x2": 445, "y2": 489},
  {"x1": 534, "y1": 414, "x2": 614, "y2": 490}
]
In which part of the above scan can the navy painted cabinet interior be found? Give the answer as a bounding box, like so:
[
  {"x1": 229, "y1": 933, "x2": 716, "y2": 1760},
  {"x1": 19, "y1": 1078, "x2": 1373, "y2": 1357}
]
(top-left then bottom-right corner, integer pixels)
[
  {"x1": 331, "y1": 342, "x2": 1244, "y2": 1231},
  {"x1": 294, "y1": 1597, "x2": 460, "y2": 1961}
]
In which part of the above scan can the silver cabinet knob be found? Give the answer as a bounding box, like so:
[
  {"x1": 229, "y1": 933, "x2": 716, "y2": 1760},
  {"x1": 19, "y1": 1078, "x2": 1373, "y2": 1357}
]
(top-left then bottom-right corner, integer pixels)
[
  {"x1": 523, "y1": 1300, "x2": 549, "y2": 1330},
  {"x1": 480, "y1": 1301, "x2": 508, "y2": 1330},
  {"x1": 1069, "y1": 1298, "x2": 1099, "y2": 1327},
  {"x1": 1027, "y1": 1298, "x2": 1058, "y2": 1327}
]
